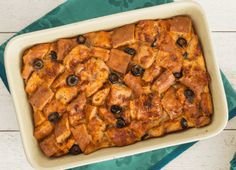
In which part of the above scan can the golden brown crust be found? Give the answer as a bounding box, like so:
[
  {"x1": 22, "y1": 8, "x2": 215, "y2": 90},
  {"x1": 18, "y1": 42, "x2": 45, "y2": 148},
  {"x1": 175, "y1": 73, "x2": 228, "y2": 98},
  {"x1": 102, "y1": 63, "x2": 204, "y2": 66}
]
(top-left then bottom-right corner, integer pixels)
[
  {"x1": 134, "y1": 44, "x2": 157, "y2": 69},
  {"x1": 106, "y1": 49, "x2": 131, "y2": 74},
  {"x1": 135, "y1": 20, "x2": 159, "y2": 43},
  {"x1": 29, "y1": 86, "x2": 54, "y2": 110},
  {"x1": 124, "y1": 73, "x2": 144, "y2": 96},
  {"x1": 152, "y1": 70, "x2": 175, "y2": 94},
  {"x1": 85, "y1": 31, "x2": 112, "y2": 49},
  {"x1": 111, "y1": 24, "x2": 136, "y2": 48},
  {"x1": 22, "y1": 16, "x2": 213, "y2": 157}
]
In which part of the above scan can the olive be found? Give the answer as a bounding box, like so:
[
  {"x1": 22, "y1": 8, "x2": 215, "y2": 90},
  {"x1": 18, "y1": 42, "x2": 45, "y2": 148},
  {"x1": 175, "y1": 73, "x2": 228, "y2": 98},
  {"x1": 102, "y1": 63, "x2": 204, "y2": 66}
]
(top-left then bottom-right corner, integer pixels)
[
  {"x1": 69, "y1": 144, "x2": 82, "y2": 155},
  {"x1": 151, "y1": 38, "x2": 157, "y2": 48},
  {"x1": 48, "y1": 112, "x2": 60, "y2": 123},
  {"x1": 33, "y1": 59, "x2": 44, "y2": 70},
  {"x1": 76, "y1": 35, "x2": 86, "y2": 44},
  {"x1": 176, "y1": 37, "x2": 187, "y2": 48},
  {"x1": 123, "y1": 47, "x2": 136, "y2": 56},
  {"x1": 141, "y1": 133, "x2": 149, "y2": 140},
  {"x1": 110, "y1": 105, "x2": 122, "y2": 114},
  {"x1": 173, "y1": 71, "x2": 183, "y2": 79},
  {"x1": 180, "y1": 118, "x2": 188, "y2": 129},
  {"x1": 109, "y1": 73, "x2": 119, "y2": 84},
  {"x1": 183, "y1": 52, "x2": 188, "y2": 59},
  {"x1": 50, "y1": 51, "x2": 57, "y2": 60},
  {"x1": 116, "y1": 117, "x2": 126, "y2": 128},
  {"x1": 184, "y1": 88, "x2": 195, "y2": 102},
  {"x1": 66, "y1": 75, "x2": 79, "y2": 87},
  {"x1": 144, "y1": 95, "x2": 153, "y2": 109},
  {"x1": 131, "y1": 65, "x2": 145, "y2": 76}
]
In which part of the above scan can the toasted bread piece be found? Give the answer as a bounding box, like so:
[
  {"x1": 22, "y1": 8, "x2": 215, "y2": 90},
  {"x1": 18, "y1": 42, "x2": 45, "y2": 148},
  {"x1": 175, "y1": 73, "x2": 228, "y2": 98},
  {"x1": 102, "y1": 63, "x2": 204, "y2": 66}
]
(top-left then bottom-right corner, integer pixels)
[
  {"x1": 29, "y1": 86, "x2": 54, "y2": 110},
  {"x1": 71, "y1": 124, "x2": 92, "y2": 152},
  {"x1": 54, "y1": 113, "x2": 71, "y2": 143},
  {"x1": 124, "y1": 73, "x2": 144, "y2": 96},
  {"x1": 40, "y1": 134, "x2": 60, "y2": 157},
  {"x1": 106, "y1": 49, "x2": 131, "y2": 74},
  {"x1": 170, "y1": 16, "x2": 192, "y2": 33},
  {"x1": 22, "y1": 43, "x2": 51, "y2": 81},
  {"x1": 152, "y1": 70, "x2": 175, "y2": 94},
  {"x1": 63, "y1": 45, "x2": 90, "y2": 69},
  {"x1": 56, "y1": 38, "x2": 77, "y2": 60},
  {"x1": 92, "y1": 87, "x2": 110, "y2": 106},
  {"x1": 109, "y1": 84, "x2": 132, "y2": 107},
  {"x1": 112, "y1": 24, "x2": 136, "y2": 48},
  {"x1": 34, "y1": 121, "x2": 53, "y2": 140},
  {"x1": 135, "y1": 20, "x2": 159, "y2": 43},
  {"x1": 85, "y1": 31, "x2": 112, "y2": 48},
  {"x1": 90, "y1": 47, "x2": 110, "y2": 61},
  {"x1": 134, "y1": 44, "x2": 157, "y2": 69}
]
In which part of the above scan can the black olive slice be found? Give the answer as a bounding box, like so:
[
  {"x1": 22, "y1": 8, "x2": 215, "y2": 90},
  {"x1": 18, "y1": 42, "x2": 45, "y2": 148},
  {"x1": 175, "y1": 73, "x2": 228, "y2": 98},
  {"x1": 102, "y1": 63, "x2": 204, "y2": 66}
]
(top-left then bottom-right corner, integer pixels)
[
  {"x1": 33, "y1": 59, "x2": 44, "y2": 70},
  {"x1": 173, "y1": 71, "x2": 183, "y2": 79},
  {"x1": 180, "y1": 118, "x2": 188, "y2": 129},
  {"x1": 69, "y1": 144, "x2": 82, "y2": 155},
  {"x1": 184, "y1": 88, "x2": 195, "y2": 102},
  {"x1": 176, "y1": 37, "x2": 187, "y2": 48},
  {"x1": 183, "y1": 52, "x2": 188, "y2": 59},
  {"x1": 151, "y1": 38, "x2": 157, "y2": 48},
  {"x1": 131, "y1": 65, "x2": 145, "y2": 77},
  {"x1": 50, "y1": 51, "x2": 57, "y2": 60},
  {"x1": 48, "y1": 112, "x2": 60, "y2": 123},
  {"x1": 110, "y1": 105, "x2": 122, "y2": 114},
  {"x1": 123, "y1": 47, "x2": 136, "y2": 56},
  {"x1": 141, "y1": 133, "x2": 149, "y2": 140},
  {"x1": 116, "y1": 117, "x2": 126, "y2": 128},
  {"x1": 66, "y1": 75, "x2": 79, "y2": 87},
  {"x1": 77, "y1": 35, "x2": 86, "y2": 44},
  {"x1": 109, "y1": 73, "x2": 119, "y2": 84}
]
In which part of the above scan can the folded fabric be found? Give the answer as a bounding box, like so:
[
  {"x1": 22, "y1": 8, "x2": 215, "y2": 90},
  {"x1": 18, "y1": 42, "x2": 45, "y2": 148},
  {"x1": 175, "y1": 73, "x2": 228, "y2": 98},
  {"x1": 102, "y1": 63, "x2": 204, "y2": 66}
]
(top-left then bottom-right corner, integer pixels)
[{"x1": 231, "y1": 153, "x2": 236, "y2": 170}]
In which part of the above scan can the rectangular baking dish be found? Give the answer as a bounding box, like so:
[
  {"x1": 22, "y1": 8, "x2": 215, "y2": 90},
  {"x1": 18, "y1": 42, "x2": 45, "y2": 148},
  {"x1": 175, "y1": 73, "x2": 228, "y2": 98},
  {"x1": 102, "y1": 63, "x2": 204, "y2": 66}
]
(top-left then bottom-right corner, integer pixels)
[{"x1": 4, "y1": 1, "x2": 228, "y2": 169}]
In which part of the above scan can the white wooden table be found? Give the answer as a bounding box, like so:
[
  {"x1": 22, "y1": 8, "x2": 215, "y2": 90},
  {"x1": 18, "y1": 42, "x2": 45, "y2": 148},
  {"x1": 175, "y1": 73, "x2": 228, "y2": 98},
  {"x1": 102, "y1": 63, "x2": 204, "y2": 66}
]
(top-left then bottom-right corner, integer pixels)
[{"x1": 0, "y1": 1, "x2": 235, "y2": 169}]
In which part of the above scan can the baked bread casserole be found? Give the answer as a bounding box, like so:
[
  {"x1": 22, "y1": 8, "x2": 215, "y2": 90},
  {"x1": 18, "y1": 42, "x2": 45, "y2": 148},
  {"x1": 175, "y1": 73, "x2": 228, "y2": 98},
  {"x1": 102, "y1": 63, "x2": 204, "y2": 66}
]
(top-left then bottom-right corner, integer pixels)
[{"x1": 21, "y1": 16, "x2": 213, "y2": 157}]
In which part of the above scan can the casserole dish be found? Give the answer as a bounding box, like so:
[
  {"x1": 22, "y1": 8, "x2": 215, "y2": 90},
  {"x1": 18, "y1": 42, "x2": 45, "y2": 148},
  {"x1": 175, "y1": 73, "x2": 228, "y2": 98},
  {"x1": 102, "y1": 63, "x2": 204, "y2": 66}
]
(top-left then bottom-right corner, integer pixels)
[{"x1": 4, "y1": 1, "x2": 228, "y2": 169}]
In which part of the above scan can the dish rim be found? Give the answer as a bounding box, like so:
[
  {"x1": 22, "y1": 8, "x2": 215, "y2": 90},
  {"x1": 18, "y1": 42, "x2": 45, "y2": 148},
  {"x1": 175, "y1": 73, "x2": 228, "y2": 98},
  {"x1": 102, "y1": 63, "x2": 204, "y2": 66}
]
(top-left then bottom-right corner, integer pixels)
[{"x1": 4, "y1": 1, "x2": 228, "y2": 169}]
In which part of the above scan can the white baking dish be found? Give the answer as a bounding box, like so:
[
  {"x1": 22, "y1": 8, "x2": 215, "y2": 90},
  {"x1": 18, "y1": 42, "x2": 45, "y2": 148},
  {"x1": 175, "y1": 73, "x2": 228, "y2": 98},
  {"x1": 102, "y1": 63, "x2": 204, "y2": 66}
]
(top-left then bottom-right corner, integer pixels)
[{"x1": 4, "y1": 1, "x2": 228, "y2": 169}]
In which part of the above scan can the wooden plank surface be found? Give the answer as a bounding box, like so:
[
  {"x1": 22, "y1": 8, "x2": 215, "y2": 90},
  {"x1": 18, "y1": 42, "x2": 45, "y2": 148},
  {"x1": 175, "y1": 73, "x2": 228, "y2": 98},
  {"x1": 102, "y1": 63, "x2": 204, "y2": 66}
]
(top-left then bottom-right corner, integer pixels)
[
  {"x1": 0, "y1": 33, "x2": 14, "y2": 44},
  {"x1": 165, "y1": 130, "x2": 236, "y2": 170},
  {"x1": 0, "y1": 0, "x2": 236, "y2": 32},
  {"x1": 0, "y1": 131, "x2": 235, "y2": 170},
  {"x1": 0, "y1": 132, "x2": 32, "y2": 170},
  {"x1": 0, "y1": 0, "x2": 65, "y2": 32},
  {"x1": 0, "y1": 0, "x2": 235, "y2": 170},
  {"x1": 197, "y1": 0, "x2": 236, "y2": 31}
]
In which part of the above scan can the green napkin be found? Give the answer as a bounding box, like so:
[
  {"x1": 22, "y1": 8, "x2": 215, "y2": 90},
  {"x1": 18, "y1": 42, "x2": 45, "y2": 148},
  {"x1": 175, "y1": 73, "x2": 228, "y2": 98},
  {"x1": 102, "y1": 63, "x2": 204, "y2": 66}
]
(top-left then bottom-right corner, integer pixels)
[
  {"x1": 231, "y1": 153, "x2": 236, "y2": 170},
  {"x1": 0, "y1": 0, "x2": 235, "y2": 169}
]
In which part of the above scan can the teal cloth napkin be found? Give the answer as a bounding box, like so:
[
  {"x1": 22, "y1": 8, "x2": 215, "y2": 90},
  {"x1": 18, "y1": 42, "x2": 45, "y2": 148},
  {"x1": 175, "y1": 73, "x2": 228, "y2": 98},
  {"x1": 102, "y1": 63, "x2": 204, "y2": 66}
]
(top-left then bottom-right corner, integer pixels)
[
  {"x1": 231, "y1": 153, "x2": 236, "y2": 170},
  {"x1": 0, "y1": 0, "x2": 235, "y2": 169}
]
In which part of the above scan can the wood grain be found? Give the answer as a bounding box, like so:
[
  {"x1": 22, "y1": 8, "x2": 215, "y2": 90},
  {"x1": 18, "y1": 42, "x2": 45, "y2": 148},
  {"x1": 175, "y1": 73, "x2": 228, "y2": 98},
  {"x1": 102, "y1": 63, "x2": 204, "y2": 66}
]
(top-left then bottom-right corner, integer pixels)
[
  {"x1": 0, "y1": 33, "x2": 14, "y2": 45},
  {"x1": 0, "y1": 79, "x2": 18, "y2": 131},
  {"x1": 197, "y1": 0, "x2": 236, "y2": 31},
  {"x1": 0, "y1": 0, "x2": 65, "y2": 32},
  {"x1": 165, "y1": 131, "x2": 236, "y2": 170},
  {"x1": 213, "y1": 33, "x2": 236, "y2": 89},
  {"x1": 0, "y1": 0, "x2": 236, "y2": 32},
  {"x1": 0, "y1": 131, "x2": 235, "y2": 170},
  {"x1": 0, "y1": 132, "x2": 32, "y2": 170}
]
